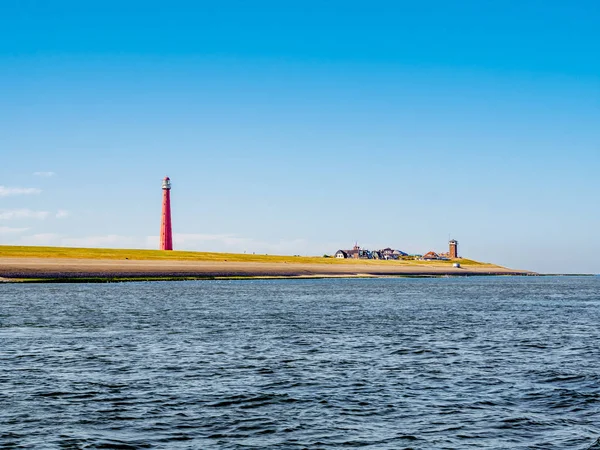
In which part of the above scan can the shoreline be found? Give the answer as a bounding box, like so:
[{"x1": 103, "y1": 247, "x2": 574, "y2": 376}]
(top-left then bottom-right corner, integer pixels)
[
  {"x1": 1, "y1": 273, "x2": 533, "y2": 283},
  {"x1": 0, "y1": 256, "x2": 534, "y2": 283}
]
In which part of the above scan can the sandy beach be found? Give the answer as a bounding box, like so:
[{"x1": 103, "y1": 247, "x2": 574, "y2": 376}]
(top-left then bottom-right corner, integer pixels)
[{"x1": 0, "y1": 257, "x2": 532, "y2": 281}]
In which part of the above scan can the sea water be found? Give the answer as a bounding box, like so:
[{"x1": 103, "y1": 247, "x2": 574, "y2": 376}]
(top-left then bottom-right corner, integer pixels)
[{"x1": 1, "y1": 277, "x2": 599, "y2": 449}]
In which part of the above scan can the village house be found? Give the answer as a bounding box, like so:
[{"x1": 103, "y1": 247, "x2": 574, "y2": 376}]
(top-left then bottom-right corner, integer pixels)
[
  {"x1": 422, "y1": 251, "x2": 440, "y2": 260},
  {"x1": 374, "y1": 248, "x2": 408, "y2": 260},
  {"x1": 421, "y1": 241, "x2": 460, "y2": 260},
  {"x1": 335, "y1": 244, "x2": 370, "y2": 259},
  {"x1": 335, "y1": 244, "x2": 408, "y2": 260},
  {"x1": 335, "y1": 240, "x2": 458, "y2": 261}
]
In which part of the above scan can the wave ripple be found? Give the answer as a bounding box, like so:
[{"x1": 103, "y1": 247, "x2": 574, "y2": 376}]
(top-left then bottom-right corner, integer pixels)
[{"x1": 1, "y1": 277, "x2": 600, "y2": 449}]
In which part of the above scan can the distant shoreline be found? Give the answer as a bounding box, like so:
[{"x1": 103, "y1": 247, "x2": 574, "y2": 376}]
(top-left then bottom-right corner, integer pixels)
[{"x1": 0, "y1": 245, "x2": 534, "y2": 282}]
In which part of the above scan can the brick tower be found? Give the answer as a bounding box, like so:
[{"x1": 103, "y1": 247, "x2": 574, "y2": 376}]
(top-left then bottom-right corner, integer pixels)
[
  {"x1": 160, "y1": 176, "x2": 173, "y2": 250},
  {"x1": 449, "y1": 239, "x2": 458, "y2": 259}
]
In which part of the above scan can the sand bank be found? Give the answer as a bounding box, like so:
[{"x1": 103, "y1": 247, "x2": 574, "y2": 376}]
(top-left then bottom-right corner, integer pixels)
[{"x1": 0, "y1": 257, "x2": 532, "y2": 281}]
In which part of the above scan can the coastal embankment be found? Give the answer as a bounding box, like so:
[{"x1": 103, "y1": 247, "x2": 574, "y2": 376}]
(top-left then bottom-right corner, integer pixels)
[{"x1": 0, "y1": 246, "x2": 533, "y2": 282}]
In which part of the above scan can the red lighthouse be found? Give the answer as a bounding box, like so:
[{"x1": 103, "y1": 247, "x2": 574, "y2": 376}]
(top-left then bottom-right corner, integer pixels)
[{"x1": 160, "y1": 177, "x2": 173, "y2": 250}]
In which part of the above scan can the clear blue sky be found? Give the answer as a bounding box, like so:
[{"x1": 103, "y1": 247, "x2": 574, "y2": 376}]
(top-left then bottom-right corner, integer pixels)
[{"x1": 1, "y1": 0, "x2": 599, "y2": 273}]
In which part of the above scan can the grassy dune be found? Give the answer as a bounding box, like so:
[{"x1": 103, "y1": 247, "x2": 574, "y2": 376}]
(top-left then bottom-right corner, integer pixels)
[{"x1": 0, "y1": 245, "x2": 497, "y2": 268}]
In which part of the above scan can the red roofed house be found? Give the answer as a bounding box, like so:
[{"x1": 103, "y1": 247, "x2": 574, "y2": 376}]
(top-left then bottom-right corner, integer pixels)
[{"x1": 422, "y1": 251, "x2": 440, "y2": 260}]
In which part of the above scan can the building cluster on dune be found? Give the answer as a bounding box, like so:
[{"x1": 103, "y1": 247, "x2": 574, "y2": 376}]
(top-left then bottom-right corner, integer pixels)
[
  {"x1": 335, "y1": 240, "x2": 459, "y2": 261},
  {"x1": 159, "y1": 177, "x2": 463, "y2": 262}
]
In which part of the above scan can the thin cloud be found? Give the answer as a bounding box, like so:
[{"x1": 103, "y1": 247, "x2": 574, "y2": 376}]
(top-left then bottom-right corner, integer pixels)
[
  {"x1": 7, "y1": 232, "x2": 314, "y2": 255},
  {"x1": 12, "y1": 233, "x2": 61, "y2": 246},
  {"x1": 33, "y1": 171, "x2": 56, "y2": 177},
  {"x1": 8, "y1": 233, "x2": 138, "y2": 248},
  {"x1": 61, "y1": 234, "x2": 139, "y2": 248},
  {"x1": 175, "y1": 233, "x2": 253, "y2": 247},
  {"x1": 0, "y1": 226, "x2": 29, "y2": 234},
  {"x1": 55, "y1": 210, "x2": 69, "y2": 219},
  {"x1": 0, "y1": 186, "x2": 42, "y2": 197},
  {"x1": 162, "y1": 233, "x2": 311, "y2": 254},
  {"x1": 0, "y1": 209, "x2": 50, "y2": 220}
]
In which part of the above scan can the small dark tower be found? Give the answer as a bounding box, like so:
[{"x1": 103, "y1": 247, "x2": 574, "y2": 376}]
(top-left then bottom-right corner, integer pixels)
[
  {"x1": 449, "y1": 239, "x2": 458, "y2": 259},
  {"x1": 353, "y1": 242, "x2": 360, "y2": 259}
]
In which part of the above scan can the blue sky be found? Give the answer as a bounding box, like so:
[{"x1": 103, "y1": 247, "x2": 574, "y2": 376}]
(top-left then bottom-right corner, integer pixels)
[{"x1": 1, "y1": 0, "x2": 599, "y2": 273}]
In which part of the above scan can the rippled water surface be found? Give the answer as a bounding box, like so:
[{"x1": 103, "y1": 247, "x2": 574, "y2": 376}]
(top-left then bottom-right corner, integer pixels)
[{"x1": 2, "y1": 277, "x2": 600, "y2": 449}]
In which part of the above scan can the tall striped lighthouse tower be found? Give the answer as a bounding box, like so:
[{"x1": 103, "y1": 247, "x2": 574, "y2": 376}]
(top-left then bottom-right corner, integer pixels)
[{"x1": 160, "y1": 176, "x2": 173, "y2": 250}]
